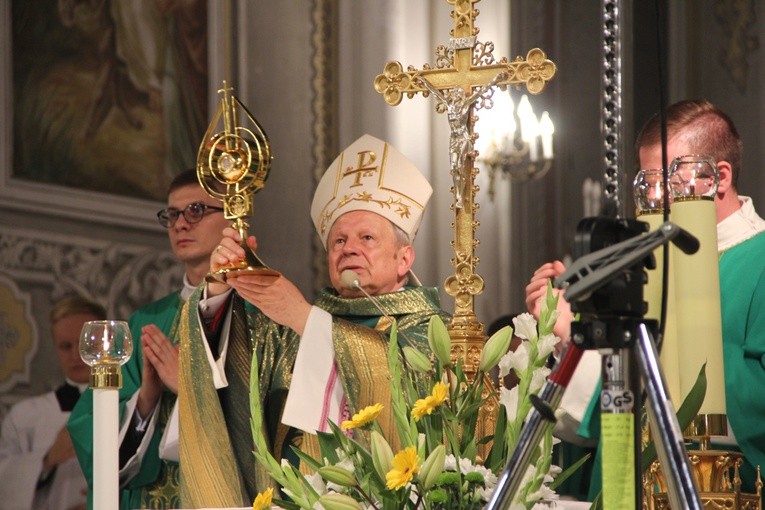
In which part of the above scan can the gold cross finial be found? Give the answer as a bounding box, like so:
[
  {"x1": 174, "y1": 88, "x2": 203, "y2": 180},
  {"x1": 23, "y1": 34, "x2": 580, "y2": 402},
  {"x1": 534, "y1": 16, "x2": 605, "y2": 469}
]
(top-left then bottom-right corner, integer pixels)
[{"x1": 373, "y1": 0, "x2": 556, "y2": 359}]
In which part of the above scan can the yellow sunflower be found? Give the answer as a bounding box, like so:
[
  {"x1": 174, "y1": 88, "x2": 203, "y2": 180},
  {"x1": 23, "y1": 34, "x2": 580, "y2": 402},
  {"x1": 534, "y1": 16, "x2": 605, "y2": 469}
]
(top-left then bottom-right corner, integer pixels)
[
  {"x1": 341, "y1": 403, "x2": 384, "y2": 430},
  {"x1": 385, "y1": 446, "x2": 421, "y2": 490},
  {"x1": 252, "y1": 487, "x2": 273, "y2": 510},
  {"x1": 411, "y1": 382, "x2": 449, "y2": 421}
]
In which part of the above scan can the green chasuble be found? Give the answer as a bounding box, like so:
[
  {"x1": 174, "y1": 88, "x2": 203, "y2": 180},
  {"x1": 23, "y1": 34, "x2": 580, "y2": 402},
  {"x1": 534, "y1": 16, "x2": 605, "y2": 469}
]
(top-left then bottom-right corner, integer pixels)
[
  {"x1": 68, "y1": 291, "x2": 184, "y2": 510},
  {"x1": 315, "y1": 286, "x2": 449, "y2": 445},
  {"x1": 177, "y1": 285, "x2": 447, "y2": 508},
  {"x1": 720, "y1": 230, "x2": 765, "y2": 494}
]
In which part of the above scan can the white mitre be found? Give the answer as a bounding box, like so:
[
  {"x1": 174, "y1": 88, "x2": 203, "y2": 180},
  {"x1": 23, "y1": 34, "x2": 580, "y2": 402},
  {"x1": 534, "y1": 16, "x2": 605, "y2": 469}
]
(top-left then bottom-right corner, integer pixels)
[{"x1": 310, "y1": 134, "x2": 433, "y2": 247}]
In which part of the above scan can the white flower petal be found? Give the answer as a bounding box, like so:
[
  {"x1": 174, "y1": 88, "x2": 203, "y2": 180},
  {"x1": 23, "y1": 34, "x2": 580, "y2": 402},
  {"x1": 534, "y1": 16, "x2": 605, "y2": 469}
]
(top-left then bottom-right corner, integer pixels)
[
  {"x1": 538, "y1": 334, "x2": 559, "y2": 359},
  {"x1": 500, "y1": 342, "x2": 530, "y2": 375},
  {"x1": 513, "y1": 313, "x2": 538, "y2": 340},
  {"x1": 530, "y1": 367, "x2": 551, "y2": 392},
  {"x1": 500, "y1": 386, "x2": 520, "y2": 421}
]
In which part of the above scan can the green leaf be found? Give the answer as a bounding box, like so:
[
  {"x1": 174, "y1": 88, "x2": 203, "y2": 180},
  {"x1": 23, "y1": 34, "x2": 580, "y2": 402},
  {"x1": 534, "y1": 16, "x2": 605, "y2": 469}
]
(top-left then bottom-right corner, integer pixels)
[
  {"x1": 428, "y1": 315, "x2": 452, "y2": 367},
  {"x1": 387, "y1": 321, "x2": 417, "y2": 447},
  {"x1": 485, "y1": 403, "x2": 508, "y2": 472},
  {"x1": 272, "y1": 498, "x2": 302, "y2": 510},
  {"x1": 317, "y1": 430, "x2": 341, "y2": 464},
  {"x1": 591, "y1": 491, "x2": 604, "y2": 510},
  {"x1": 403, "y1": 345, "x2": 432, "y2": 373},
  {"x1": 318, "y1": 493, "x2": 363, "y2": 510},
  {"x1": 318, "y1": 465, "x2": 357, "y2": 487},
  {"x1": 550, "y1": 452, "x2": 592, "y2": 490},
  {"x1": 479, "y1": 326, "x2": 513, "y2": 371},
  {"x1": 290, "y1": 446, "x2": 322, "y2": 471},
  {"x1": 419, "y1": 445, "x2": 446, "y2": 489}
]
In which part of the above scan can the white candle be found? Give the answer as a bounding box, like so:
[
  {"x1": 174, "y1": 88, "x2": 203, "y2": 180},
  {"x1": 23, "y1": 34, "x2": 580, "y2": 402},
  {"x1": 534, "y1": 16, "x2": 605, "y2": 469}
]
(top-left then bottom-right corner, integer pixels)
[
  {"x1": 93, "y1": 388, "x2": 119, "y2": 510},
  {"x1": 517, "y1": 95, "x2": 534, "y2": 143},
  {"x1": 539, "y1": 111, "x2": 554, "y2": 159},
  {"x1": 102, "y1": 327, "x2": 110, "y2": 354},
  {"x1": 505, "y1": 113, "x2": 517, "y2": 152}
]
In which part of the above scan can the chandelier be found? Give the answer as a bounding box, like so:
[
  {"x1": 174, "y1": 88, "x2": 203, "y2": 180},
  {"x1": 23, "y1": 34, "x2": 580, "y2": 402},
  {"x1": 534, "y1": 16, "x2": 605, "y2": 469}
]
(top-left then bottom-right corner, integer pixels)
[{"x1": 477, "y1": 91, "x2": 554, "y2": 199}]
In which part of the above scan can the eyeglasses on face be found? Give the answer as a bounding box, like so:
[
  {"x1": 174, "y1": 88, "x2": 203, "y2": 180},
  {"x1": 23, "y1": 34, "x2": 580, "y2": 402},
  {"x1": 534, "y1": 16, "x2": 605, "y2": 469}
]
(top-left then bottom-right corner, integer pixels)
[{"x1": 156, "y1": 202, "x2": 225, "y2": 228}]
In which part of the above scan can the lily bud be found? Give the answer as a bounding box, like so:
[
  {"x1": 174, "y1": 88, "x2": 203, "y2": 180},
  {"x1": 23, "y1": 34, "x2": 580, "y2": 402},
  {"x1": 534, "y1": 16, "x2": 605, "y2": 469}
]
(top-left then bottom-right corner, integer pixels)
[
  {"x1": 479, "y1": 326, "x2": 513, "y2": 372},
  {"x1": 317, "y1": 465, "x2": 357, "y2": 487},
  {"x1": 318, "y1": 493, "x2": 362, "y2": 510},
  {"x1": 403, "y1": 346, "x2": 432, "y2": 373},
  {"x1": 418, "y1": 445, "x2": 446, "y2": 489},
  {"x1": 428, "y1": 315, "x2": 452, "y2": 367},
  {"x1": 370, "y1": 430, "x2": 394, "y2": 481}
]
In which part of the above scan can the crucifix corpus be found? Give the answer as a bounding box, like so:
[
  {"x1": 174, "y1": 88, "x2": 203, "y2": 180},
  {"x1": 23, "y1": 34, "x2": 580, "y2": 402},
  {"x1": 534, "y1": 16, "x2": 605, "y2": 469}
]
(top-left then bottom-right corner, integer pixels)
[{"x1": 374, "y1": 0, "x2": 556, "y2": 358}]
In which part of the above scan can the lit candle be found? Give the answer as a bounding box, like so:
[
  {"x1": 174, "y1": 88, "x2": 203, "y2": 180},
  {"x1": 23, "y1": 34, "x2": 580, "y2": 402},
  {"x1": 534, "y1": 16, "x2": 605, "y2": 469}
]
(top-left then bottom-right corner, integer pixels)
[
  {"x1": 539, "y1": 111, "x2": 554, "y2": 159},
  {"x1": 505, "y1": 94, "x2": 516, "y2": 151},
  {"x1": 517, "y1": 95, "x2": 534, "y2": 143},
  {"x1": 102, "y1": 327, "x2": 110, "y2": 357},
  {"x1": 505, "y1": 114, "x2": 517, "y2": 153}
]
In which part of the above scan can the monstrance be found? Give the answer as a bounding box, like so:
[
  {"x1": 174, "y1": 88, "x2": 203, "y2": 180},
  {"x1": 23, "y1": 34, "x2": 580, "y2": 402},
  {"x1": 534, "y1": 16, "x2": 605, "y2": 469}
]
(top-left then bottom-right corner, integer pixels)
[{"x1": 198, "y1": 81, "x2": 279, "y2": 282}]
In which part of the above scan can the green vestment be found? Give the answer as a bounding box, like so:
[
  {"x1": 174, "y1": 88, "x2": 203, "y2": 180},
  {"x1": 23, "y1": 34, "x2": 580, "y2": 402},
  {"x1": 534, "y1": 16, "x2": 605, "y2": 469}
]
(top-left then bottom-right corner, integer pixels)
[
  {"x1": 720, "y1": 230, "x2": 765, "y2": 493},
  {"x1": 177, "y1": 285, "x2": 446, "y2": 508},
  {"x1": 68, "y1": 291, "x2": 184, "y2": 510}
]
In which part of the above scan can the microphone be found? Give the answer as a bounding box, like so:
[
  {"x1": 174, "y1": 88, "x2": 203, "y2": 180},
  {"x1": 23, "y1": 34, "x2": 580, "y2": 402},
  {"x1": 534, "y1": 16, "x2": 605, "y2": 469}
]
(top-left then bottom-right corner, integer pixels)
[{"x1": 340, "y1": 269, "x2": 414, "y2": 346}]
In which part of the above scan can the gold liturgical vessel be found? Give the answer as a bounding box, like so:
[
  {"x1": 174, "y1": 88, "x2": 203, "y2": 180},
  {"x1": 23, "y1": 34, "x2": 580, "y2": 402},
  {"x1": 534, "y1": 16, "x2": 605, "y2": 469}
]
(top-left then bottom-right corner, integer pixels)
[{"x1": 198, "y1": 81, "x2": 279, "y2": 282}]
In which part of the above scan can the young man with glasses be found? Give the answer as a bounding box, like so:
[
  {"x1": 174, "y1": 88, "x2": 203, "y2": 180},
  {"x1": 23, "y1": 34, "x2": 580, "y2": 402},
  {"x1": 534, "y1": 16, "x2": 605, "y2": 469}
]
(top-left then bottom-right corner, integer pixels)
[{"x1": 68, "y1": 170, "x2": 229, "y2": 510}]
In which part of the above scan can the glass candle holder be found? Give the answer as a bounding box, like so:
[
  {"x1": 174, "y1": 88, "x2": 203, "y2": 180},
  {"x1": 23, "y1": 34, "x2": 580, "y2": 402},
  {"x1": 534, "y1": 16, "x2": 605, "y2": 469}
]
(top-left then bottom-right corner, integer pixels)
[
  {"x1": 668, "y1": 155, "x2": 719, "y2": 201},
  {"x1": 633, "y1": 168, "x2": 668, "y2": 215},
  {"x1": 79, "y1": 320, "x2": 132, "y2": 389}
]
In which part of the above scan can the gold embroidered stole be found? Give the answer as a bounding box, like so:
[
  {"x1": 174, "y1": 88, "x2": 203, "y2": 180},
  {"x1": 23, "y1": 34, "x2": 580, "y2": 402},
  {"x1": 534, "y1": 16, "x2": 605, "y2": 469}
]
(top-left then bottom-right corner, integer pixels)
[
  {"x1": 178, "y1": 291, "x2": 293, "y2": 507},
  {"x1": 178, "y1": 296, "x2": 245, "y2": 507},
  {"x1": 219, "y1": 295, "x2": 259, "y2": 500},
  {"x1": 313, "y1": 287, "x2": 445, "y2": 449}
]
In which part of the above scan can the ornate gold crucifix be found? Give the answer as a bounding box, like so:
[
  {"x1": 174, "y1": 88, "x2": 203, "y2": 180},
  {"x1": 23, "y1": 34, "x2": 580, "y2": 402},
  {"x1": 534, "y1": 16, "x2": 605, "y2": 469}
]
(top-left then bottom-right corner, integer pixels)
[{"x1": 374, "y1": 0, "x2": 556, "y2": 366}]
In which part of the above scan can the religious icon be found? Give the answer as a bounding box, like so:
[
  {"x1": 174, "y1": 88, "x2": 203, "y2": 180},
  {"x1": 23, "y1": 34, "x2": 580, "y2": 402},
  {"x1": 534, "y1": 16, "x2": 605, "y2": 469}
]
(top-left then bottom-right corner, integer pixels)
[
  {"x1": 418, "y1": 72, "x2": 507, "y2": 207},
  {"x1": 197, "y1": 81, "x2": 279, "y2": 282}
]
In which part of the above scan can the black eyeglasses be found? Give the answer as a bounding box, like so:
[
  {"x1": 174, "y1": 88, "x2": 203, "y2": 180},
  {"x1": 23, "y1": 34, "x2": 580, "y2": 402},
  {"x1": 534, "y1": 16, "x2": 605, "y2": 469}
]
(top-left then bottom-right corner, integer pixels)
[{"x1": 157, "y1": 202, "x2": 225, "y2": 228}]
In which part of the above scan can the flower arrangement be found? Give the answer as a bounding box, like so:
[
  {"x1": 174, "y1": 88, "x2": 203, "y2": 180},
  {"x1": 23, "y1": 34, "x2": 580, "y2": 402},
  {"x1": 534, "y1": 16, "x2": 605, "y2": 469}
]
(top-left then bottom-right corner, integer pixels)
[{"x1": 250, "y1": 284, "x2": 575, "y2": 510}]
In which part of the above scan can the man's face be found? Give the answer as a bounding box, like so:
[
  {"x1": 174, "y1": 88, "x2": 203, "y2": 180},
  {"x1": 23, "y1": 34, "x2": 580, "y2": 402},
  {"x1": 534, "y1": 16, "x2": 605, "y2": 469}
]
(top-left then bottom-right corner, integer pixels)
[
  {"x1": 52, "y1": 313, "x2": 99, "y2": 384},
  {"x1": 166, "y1": 184, "x2": 229, "y2": 268},
  {"x1": 326, "y1": 211, "x2": 413, "y2": 298}
]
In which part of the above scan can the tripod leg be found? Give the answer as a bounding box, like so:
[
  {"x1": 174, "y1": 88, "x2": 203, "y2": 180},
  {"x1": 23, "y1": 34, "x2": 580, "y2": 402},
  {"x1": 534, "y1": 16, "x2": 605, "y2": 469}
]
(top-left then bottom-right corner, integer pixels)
[{"x1": 635, "y1": 322, "x2": 702, "y2": 509}]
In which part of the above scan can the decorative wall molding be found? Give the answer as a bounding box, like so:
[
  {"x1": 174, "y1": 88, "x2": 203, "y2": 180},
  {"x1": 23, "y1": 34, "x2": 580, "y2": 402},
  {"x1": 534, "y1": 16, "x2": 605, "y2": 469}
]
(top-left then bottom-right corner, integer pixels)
[
  {"x1": 0, "y1": 226, "x2": 182, "y2": 321},
  {"x1": 0, "y1": 275, "x2": 37, "y2": 394}
]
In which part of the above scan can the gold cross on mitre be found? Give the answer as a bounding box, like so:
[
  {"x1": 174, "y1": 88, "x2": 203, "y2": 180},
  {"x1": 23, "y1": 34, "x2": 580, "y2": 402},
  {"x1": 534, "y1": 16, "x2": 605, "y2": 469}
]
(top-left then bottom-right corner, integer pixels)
[{"x1": 373, "y1": 0, "x2": 556, "y2": 356}]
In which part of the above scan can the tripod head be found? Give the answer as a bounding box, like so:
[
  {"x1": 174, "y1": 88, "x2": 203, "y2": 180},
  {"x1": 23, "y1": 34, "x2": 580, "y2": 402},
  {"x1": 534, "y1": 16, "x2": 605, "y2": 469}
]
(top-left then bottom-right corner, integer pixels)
[{"x1": 554, "y1": 217, "x2": 698, "y2": 349}]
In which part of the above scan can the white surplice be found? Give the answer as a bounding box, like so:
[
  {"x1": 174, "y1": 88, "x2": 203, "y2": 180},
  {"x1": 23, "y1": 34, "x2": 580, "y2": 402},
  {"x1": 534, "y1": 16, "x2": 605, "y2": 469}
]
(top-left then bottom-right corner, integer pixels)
[{"x1": 0, "y1": 384, "x2": 87, "y2": 510}]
